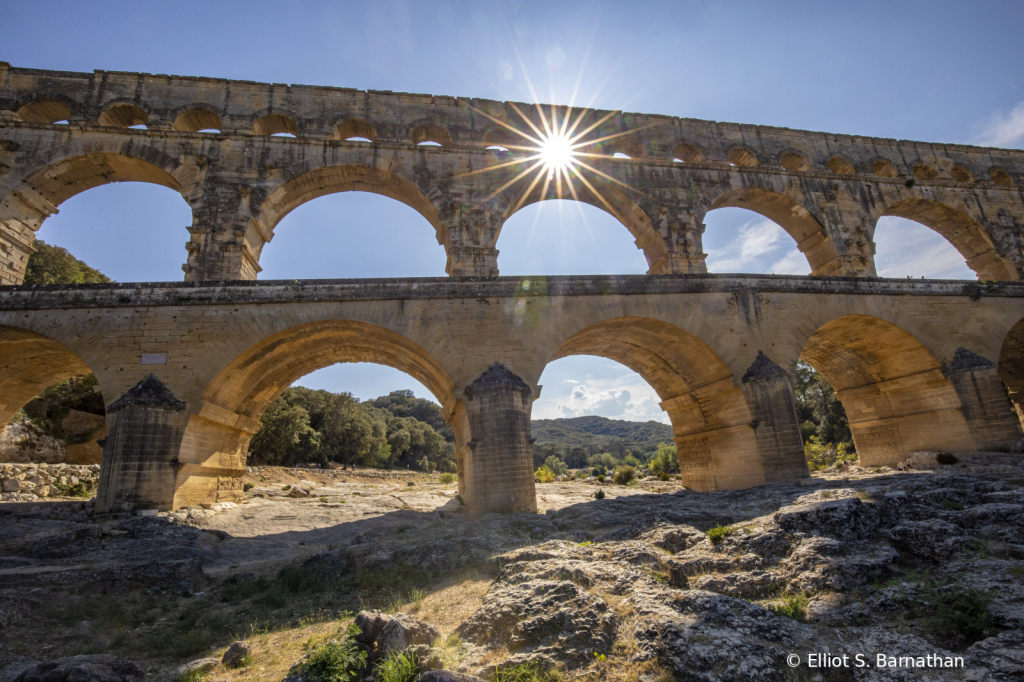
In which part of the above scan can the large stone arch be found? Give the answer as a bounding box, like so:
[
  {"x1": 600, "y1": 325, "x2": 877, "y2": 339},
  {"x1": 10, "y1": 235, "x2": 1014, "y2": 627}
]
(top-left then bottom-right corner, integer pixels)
[
  {"x1": 0, "y1": 325, "x2": 93, "y2": 430},
  {"x1": 174, "y1": 319, "x2": 464, "y2": 509},
  {"x1": 0, "y1": 143, "x2": 199, "y2": 284},
  {"x1": 548, "y1": 316, "x2": 804, "y2": 490},
  {"x1": 252, "y1": 163, "x2": 447, "y2": 257},
  {"x1": 878, "y1": 197, "x2": 1017, "y2": 281},
  {"x1": 498, "y1": 179, "x2": 669, "y2": 274},
  {"x1": 702, "y1": 181, "x2": 840, "y2": 275},
  {"x1": 800, "y1": 314, "x2": 984, "y2": 464}
]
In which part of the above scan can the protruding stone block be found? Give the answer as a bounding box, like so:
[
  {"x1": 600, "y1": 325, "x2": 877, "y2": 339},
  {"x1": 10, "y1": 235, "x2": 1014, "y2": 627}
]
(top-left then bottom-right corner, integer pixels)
[
  {"x1": 95, "y1": 373, "x2": 188, "y2": 513},
  {"x1": 460, "y1": 362, "x2": 537, "y2": 515}
]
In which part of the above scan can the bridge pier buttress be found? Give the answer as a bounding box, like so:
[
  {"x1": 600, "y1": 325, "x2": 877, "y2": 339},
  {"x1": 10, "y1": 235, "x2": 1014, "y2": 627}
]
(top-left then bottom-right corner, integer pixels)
[
  {"x1": 0, "y1": 221, "x2": 37, "y2": 286},
  {"x1": 457, "y1": 363, "x2": 537, "y2": 515},
  {"x1": 95, "y1": 374, "x2": 190, "y2": 513},
  {"x1": 740, "y1": 353, "x2": 811, "y2": 484},
  {"x1": 944, "y1": 348, "x2": 1022, "y2": 451}
]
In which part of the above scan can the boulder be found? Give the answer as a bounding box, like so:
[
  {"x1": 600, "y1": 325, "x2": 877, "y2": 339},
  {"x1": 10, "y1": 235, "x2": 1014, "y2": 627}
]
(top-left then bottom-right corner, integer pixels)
[
  {"x1": 173, "y1": 658, "x2": 219, "y2": 678},
  {"x1": 376, "y1": 613, "x2": 441, "y2": 656},
  {"x1": 353, "y1": 610, "x2": 394, "y2": 645},
  {"x1": 222, "y1": 641, "x2": 251, "y2": 668},
  {"x1": 774, "y1": 497, "x2": 879, "y2": 539}
]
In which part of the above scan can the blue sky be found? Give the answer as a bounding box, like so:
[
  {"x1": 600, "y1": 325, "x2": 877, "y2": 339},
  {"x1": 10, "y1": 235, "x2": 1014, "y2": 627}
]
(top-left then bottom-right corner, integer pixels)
[{"x1": 5, "y1": 1, "x2": 1024, "y2": 422}]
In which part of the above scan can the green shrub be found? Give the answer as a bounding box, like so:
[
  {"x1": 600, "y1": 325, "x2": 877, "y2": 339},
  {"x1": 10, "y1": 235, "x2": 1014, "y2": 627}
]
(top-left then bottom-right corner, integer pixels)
[
  {"x1": 438, "y1": 472, "x2": 456, "y2": 485},
  {"x1": 297, "y1": 624, "x2": 367, "y2": 682},
  {"x1": 243, "y1": 482, "x2": 255, "y2": 491},
  {"x1": 594, "y1": 489, "x2": 605, "y2": 500},
  {"x1": 543, "y1": 456, "x2": 568, "y2": 476},
  {"x1": 623, "y1": 454, "x2": 641, "y2": 468},
  {"x1": 376, "y1": 651, "x2": 419, "y2": 682},
  {"x1": 907, "y1": 578, "x2": 994, "y2": 649},
  {"x1": 767, "y1": 594, "x2": 809, "y2": 622},
  {"x1": 591, "y1": 466, "x2": 606, "y2": 477},
  {"x1": 649, "y1": 442, "x2": 680, "y2": 475},
  {"x1": 596, "y1": 474, "x2": 606, "y2": 483},
  {"x1": 936, "y1": 453, "x2": 959, "y2": 465},
  {"x1": 706, "y1": 524, "x2": 735, "y2": 545},
  {"x1": 612, "y1": 465, "x2": 635, "y2": 485},
  {"x1": 657, "y1": 472, "x2": 669, "y2": 481}
]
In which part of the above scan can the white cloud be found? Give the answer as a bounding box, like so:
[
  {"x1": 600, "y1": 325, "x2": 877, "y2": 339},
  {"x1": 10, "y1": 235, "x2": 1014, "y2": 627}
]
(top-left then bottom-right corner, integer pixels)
[
  {"x1": 705, "y1": 218, "x2": 808, "y2": 274},
  {"x1": 874, "y1": 217, "x2": 974, "y2": 280},
  {"x1": 973, "y1": 101, "x2": 1024, "y2": 149},
  {"x1": 563, "y1": 378, "x2": 579, "y2": 384}
]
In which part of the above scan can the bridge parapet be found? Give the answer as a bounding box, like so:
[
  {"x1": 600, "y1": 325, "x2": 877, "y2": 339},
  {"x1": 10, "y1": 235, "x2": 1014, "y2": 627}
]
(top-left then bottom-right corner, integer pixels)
[{"x1": 2, "y1": 63, "x2": 1023, "y2": 283}]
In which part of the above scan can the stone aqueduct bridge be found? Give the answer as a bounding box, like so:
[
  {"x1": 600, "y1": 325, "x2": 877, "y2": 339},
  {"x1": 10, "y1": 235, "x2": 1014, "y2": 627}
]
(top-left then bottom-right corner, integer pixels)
[
  {"x1": 1, "y1": 276, "x2": 1024, "y2": 515},
  {"x1": 0, "y1": 64, "x2": 1024, "y2": 514}
]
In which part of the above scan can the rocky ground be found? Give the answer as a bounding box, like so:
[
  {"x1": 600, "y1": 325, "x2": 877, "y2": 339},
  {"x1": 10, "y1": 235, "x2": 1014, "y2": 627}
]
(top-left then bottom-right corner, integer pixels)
[{"x1": 0, "y1": 455, "x2": 1022, "y2": 682}]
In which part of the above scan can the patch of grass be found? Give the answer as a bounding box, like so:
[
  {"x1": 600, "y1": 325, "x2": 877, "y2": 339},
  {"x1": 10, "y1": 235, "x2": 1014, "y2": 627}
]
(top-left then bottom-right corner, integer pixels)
[
  {"x1": 296, "y1": 624, "x2": 367, "y2": 682},
  {"x1": 494, "y1": 661, "x2": 563, "y2": 682},
  {"x1": 940, "y1": 499, "x2": 964, "y2": 511},
  {"x1": 355, "y1": 562, "x2": 437, "y2": 611},
  {"x1": 439, "y1": 472, "x2": 457, "y2": 485},
  {"x1": 767, "y1": 593, "x2": 809, "y2": 622},
  {"x1": 578, "y1": 541, "x2": 592, "y2": 547},
  {"x1": 706, "y1": 524, "x2": 736, "y2": 545},
  {"x1": 911, "y1": 579, "x2": 994, "y2": 650},
  {"x1": 376, "y1": 650, "x2": 419, "y2": 682},
  {"x1": 856, "y1": 491, "x2": 872, "y2": 501}
]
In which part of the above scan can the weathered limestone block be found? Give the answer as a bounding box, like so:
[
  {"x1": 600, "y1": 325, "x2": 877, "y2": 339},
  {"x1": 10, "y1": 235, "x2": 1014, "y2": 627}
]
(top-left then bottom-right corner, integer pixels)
[
  {"x1": 460, "y1": 363, "x2": 537, "y2": 515},
  {"x1": 95, "y1": 374, "x2": 188, "y2": 513}
]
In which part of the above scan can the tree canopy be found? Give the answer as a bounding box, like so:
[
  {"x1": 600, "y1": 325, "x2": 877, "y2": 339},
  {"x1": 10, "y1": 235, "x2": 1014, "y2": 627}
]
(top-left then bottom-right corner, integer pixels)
[{"x1": 23, "y1": 240, "x2": 112, "y2": 285}]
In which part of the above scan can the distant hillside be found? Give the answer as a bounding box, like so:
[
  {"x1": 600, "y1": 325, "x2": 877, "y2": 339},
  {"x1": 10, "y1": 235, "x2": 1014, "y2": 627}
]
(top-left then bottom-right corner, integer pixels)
[{"x1": 531, "y1": 416, "x2": 673, "y2": 456}]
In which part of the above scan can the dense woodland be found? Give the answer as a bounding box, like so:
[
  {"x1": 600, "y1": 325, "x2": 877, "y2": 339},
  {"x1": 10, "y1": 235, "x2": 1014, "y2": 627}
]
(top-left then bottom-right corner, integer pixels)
[{"x1": 15, "y1": 244, "x2": 854, "y2": 471}]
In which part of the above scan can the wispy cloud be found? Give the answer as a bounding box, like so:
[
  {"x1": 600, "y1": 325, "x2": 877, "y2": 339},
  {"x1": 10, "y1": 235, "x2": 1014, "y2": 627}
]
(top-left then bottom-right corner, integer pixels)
[
  {"x1": 874, "y1": 218, "x2": 974, "y2": 279},
  {"x1": 705, "y1": 218, "x2": 810, "y2": 275},
  {"x1": 973, "y1": 101, "x2": 1024, "y2": 149},
  {"x1": 549, "y1": 382, "x2": 668, "y2": 422}
]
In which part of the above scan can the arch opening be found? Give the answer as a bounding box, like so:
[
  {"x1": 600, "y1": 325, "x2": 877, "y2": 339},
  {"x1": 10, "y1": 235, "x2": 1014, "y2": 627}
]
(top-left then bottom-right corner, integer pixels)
[
  {"x1": 0, "y1": 326, "x2": 105, "y2": 467},
  {"x1": 532, "y1": 355, "x2": 675, "y2": 473},
  {"x1": 253, "y1": 164, "x2": 447, "y2": 276},
  {"x1": 673, "y1": 142, "x2": 705, "y2": 165},
  {"x1": 17, "y1": 99, "x2": 72, "y2": 124},
  {"x1": 174, "y1": 108, "x2": 222, "y2": 133},
  {"x1": 800, "y1": 315, "x2": 973, "y2": 465},
  {"x1": 176, "y1": 320, "x2": 464, "y2": 507},
  {"x1": 98, "y1": 103, "x2": 149, "y2": 128},
  {"x1": 705, "y1": 187, "x2": 834, "y2": 274},
  {"x1": 879, "y1": 198, "x2": 1016, "y2": 280},
  {"x1": 258, "y1": 189, "x2": 448, "y2": 279},
  {"x1": 411, "y1": 123, "x2": 451, "y2": 147},
  {"x1": 547, "y1": 317, "x2": 763, "y2": 490},
  {"x1": 827, "y1": 156, "x2": 856, "y2": 175},
  {"x1": 254, "y1": 114, "x2": 298, "y2": 136},
  {"x1": 998, "y1": 317, "x2": 1024, "y2": 427},
  {"x1": 728, "y1": 148, "x2": 759, "y2": 168},
  {"x1": 497, "y1": 199, "x2": 649, "y2": 275},
  {"x1": 334, "y1": 118, "x2": 376, "y2": 143}
]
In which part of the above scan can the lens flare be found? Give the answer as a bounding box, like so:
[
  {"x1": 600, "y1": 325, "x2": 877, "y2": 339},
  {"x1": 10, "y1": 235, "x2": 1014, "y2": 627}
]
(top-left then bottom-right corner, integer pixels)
[{"x1": 540, "y1": 132, "x2": 575, "y2": 177}]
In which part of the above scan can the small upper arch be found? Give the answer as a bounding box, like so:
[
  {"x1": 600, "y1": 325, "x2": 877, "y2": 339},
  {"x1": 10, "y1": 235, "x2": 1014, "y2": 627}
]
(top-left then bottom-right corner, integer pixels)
[
  {"x1": 872, "y1": 158, "x2": 899, "y2": 178},
  {"x1": 411, "y1": 122, "x2": 452, "y2": 146},
  {"x1": 728, "y1": 147, "x2": 759, "y2": 168},
  {"x1": 912, "y1": 162, "x2": 939, "y2": 181},
  {"x1": 827, "y1": 156, "x2": 856, "y2": 175},
  {"x1": 173, "y1": 108, "x2": 222, "y2": 132},
  {"x1": 673, "y1": 142, "x2": 706, "y2": 164},
  {"x1": 253, "y1": 113, "x2": 299, "y2": 136},
  {"x1": 990, "y1": 168, "x2": 1015, "y2": 187},
  {"x1": 16, "y1": 98, "x2": 73, "y2": 124},
  {"x1": 98, "y1": 103, "x2": 149, "y2": 128},
  {"x1": 334, "y1": 118, "x2": 377, "y2": 143},
  {"x1": 779, "y1": 151, "x2": 810, "y2": 172},
  {"x1": 949, "y1": 165, "x2": 974, "y2": 183}
]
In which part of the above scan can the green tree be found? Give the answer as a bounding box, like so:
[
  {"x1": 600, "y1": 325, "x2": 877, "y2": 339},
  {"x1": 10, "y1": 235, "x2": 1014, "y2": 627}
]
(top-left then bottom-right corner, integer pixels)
[
  {"x1": 248, "y1": 398, "x2": 320, "y2": 466},
  {"x1": 23, "y1": 240, "x2": 112, "y2": 285},
  {"x1": 544, "y1": 455, "x2": 568, "y2": 476},
  {"x1": 649, "y1": 442, "x2": 680, "y2": 474},
  {"x1": 588, "y1": 452, "x2": 618, "y2": 470},
  {"x1": 794, "y1": 362, "x2": 852, "y2": 447}
]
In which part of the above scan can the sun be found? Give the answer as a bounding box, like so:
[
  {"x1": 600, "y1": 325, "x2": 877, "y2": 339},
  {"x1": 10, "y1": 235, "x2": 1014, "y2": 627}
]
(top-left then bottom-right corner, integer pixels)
[{"x1": 539, "y1": 131, "x2": 576, "y2": 176}]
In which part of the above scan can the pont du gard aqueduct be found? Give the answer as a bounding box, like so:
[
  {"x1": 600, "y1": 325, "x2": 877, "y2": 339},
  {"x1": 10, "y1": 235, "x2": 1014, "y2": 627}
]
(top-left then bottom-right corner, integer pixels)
[{"x1": 2, "y1": 63, "x2": 1024, "y2": 517}]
